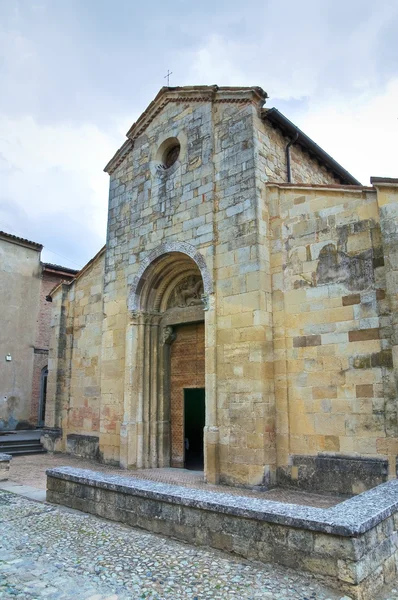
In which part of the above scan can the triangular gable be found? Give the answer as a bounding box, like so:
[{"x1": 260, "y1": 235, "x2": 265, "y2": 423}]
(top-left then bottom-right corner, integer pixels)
[{"x1": 104, "y1": 85, "x2": 267, "y2": 174}]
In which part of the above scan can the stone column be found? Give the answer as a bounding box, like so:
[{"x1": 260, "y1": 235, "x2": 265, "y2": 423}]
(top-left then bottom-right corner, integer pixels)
[
  {"x1": 149, "y1": 314, "x2": 162, "y2": 467},
  {"x1": 121, "y1": 311, "x2": 170, "y2": 469},
  {"x1": 158, "y1": 325, "x2": 176, "y2": 467},
  {"x1": 203, "y1": 293, "x2": 219, "y2": 484},
  {"x1": 46, "y1": 284, "x2": 72, "y2": 436},
  {"x1": 120, "y1": 311, "x2": 144, "y2": 468}
]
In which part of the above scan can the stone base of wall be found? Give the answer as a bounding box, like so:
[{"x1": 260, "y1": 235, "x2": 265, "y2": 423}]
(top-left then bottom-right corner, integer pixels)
[
  {"x1": 40, "y1": 428, "x2": 63, "y2": 453},
  {"x1": 0, "y1": 453, "x2": 12, "y2": 481},
  {"x1": 47, "y1": 466, "x2": 398, "y2": 600},
  {"x1": 277, "y1": 454, "x2": 389, "y2": 495},
  {"x1": 66, "y1": 434, "x2": 99, "y2": 460}
]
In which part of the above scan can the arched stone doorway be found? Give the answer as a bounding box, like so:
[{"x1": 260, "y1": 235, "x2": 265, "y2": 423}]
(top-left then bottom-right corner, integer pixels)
[{"x1": 121, "y1": 246, "x2": 218, "y2": 481}]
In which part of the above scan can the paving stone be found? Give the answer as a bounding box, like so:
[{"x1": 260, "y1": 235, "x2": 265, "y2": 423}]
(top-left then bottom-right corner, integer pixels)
[
  {"x1": 0, "y1": 489, "x2": 348, "y2": 600},
  {"x1": 6, "y1": 454, "x2": 343, "y2": 508}
]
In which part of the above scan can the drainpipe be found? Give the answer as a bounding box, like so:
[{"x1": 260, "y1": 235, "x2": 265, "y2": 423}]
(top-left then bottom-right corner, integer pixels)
[{"x1": 285, "y1": 131, "x2": 299, "y2": 183}]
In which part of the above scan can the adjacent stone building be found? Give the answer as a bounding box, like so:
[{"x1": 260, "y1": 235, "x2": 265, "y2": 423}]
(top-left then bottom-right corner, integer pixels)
[
  {"x1": 0, "y1": 231, "x2": 77, "y2": 430},
  {"x1": 45, "y1": 86, "x2": 398, "y2": 494}
]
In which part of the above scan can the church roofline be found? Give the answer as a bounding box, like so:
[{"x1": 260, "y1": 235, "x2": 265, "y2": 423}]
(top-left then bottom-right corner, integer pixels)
[
  {"x1": 265, "y1": 181, "x2": 374, "y2": 192},
  {"x1": 262, "y1": 108, "x2": 361, "y2": 186},
  {"x1": 104, "y1": 85, "x2": 268, "y2": 174},
  {"x1": 41, "y1": 263, "x2": 78, "y2": 277}
]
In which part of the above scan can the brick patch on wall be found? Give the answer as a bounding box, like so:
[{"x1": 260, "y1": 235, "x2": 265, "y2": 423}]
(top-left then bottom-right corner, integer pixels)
[{"x1": 170, "y1": 322, "x2": 205, "y2": 468}]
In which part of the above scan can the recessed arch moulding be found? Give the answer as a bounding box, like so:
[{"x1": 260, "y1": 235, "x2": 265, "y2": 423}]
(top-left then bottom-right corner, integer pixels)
[
  {"x1": 121, "y1": 242, "x2": 218, "y2": 482},
  {"x1": 128, "y1": 241, "x2": 213, "y2": 312}
]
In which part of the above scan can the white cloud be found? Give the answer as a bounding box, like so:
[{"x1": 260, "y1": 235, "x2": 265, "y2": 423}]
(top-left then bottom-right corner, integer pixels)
[
  {"x1": 185, "y1": 13, "x2": 398, "y2": 185},
  {"x1": 0, "y1": 114, "x2": 131, "y2": 267},
  {"x1": 1, "y1": 0, "x2": 397, "y2": 270},
  {"x1": 297, "y1": 79, "x2": 398, "y2": 184},
  {"x1": 184, "y1": 1, "x2": 397, "y2": 102}
]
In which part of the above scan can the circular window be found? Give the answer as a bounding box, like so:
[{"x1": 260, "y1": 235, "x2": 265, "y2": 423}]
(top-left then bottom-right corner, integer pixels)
[{"x1": 162, "y1": 141, "x2": 180, "y2": 169}]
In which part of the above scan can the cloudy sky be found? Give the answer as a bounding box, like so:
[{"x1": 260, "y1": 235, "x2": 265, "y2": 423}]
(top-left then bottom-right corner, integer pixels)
[{"x1": 1, "y1": 0, "x2": 397, "y2": 268}]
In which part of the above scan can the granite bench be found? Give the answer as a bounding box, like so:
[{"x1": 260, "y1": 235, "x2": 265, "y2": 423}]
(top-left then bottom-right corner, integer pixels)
[{"x1": 47, "y1": 466, "x2": 398, "y2": 600}]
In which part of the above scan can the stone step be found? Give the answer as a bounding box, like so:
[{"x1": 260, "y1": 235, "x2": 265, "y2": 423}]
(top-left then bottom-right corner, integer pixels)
[
  {"x1": 0, "y1": 438, "x2": 46, "y2": 455},
  {"x1": 0, "y1": 447, "x2": 47, "y2": 456},
  {"x1": 0, "y1": 442, "x2": 43, "y2": 449}
]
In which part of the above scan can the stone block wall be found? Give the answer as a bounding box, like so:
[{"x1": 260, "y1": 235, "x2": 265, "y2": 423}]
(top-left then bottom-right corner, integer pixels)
[
  {"x1": 45, "y1": 87, "x2": 398, "y2": 490},
  {"x1": 100, "y1": 88, "x2": 369, "y2": 483},
  {"x1": 269, "y1": 182, "x2": 398, "y2": 491},
  {"x1": 103, "y1": 87, "x2": 279, "y2": 481},
  {"x1": 259, "y1": 118, "x2": 341, "y2": 185},
  {"x1": 102, "y1": 95, "x2": 216, "y2": 467},
  {"x1": 46, "y1": 250, "x2": 105, "y2": 457},
  {"x1": 68, "y1": 254, "x2": 104, "y2": 440}
]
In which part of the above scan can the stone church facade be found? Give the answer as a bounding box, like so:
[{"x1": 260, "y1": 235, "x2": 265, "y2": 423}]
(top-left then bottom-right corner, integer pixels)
[{"x1": 45, "y1": 86, "x2": 398, "y2": 494}]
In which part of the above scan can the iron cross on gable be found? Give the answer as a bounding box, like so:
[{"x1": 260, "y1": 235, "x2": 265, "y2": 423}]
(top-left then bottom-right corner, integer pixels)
[{"x1": 164, "y1": 69, "x2": 172, "y2": 86}]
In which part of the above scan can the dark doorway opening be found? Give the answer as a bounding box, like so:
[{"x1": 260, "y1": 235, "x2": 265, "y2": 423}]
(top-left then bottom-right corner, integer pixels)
[
  {"x1": 184, "y1": 388, "x2": 205, "y2": 470},
  {"x1": 39, "y1": 367, "x2": 48, "y2": 427}
]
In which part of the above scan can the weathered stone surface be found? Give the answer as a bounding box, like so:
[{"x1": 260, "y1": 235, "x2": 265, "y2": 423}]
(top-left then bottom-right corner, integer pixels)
[
  {"x1": 66, "y1": 434, "x2": 99, "y2": 460},
  {"x1": 0, "y1": 453, "x2": 11, "y2": 481},
  {"x1": 45, "y1": 85, "x2": 398, "y2": 493},
  {"x1": 278, "y1": 454, "x2": 389, "y2": 495},
  {"x1": 40, "y1": 427, "x2": 63, "y2": 452}
]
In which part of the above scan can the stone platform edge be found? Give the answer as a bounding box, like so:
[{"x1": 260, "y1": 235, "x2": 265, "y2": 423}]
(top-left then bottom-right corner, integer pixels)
[
  {"x1": 46, "y1": 466, "x2": 398, "y2": 536},
  {"x1": 0, "y1": 453, "x2": 11, "y2": 482},
  {"x1": 46, "y1": 466, "x2": 398, "y2": 599}
]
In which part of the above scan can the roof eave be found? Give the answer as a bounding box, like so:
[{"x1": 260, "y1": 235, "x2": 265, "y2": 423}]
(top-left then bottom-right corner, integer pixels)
[
  {"x1": 370, "y1": 176, "x2": 398, "y2": 187},
  {"x1": 0, "y1": 230, "x2": 43, "y2": 251},
  {"x1": 262, "y1": 108, "x2": 361, "y2": 186}
]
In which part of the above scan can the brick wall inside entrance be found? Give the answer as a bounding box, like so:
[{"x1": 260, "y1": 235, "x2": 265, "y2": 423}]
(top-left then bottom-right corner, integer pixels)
[{"x1": 170, "y1": 322, "x2": 205, "y2": 468}]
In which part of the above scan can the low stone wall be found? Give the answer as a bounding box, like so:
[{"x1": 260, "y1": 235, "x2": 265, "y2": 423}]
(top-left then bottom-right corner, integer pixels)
[
  {"x1": 47, "y1": 467, "x2": 398, "y2": 600},
  {"x1": 66, "y1": 434, "x2": 99, "y2": 460},
  {"x1": 0, "y1": 453, "x2": 12, "y2": 481},
  {"x1": 277, "y1": 454, "x2": 389, "y2": 495}
]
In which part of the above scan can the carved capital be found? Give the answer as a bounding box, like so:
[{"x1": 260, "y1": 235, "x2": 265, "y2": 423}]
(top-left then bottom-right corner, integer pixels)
[
  {"x1": 162, "y1": 326, "x2": 176, "y2": 345},
  {"x1": 128, "y1": 310, "x2": 162, "y2": 326},
  {"x1": 129, "y1": 310, "x2": 143, "y2": 324}
]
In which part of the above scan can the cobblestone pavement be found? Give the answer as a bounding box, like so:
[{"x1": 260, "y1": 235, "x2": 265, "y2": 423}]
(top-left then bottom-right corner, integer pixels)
[
  {"x1": 0, "y1": 489, "x2": 350, "y2": 600},
  {"x1": 8, "y1": 454, "x2": 344, "y2": 508}
]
